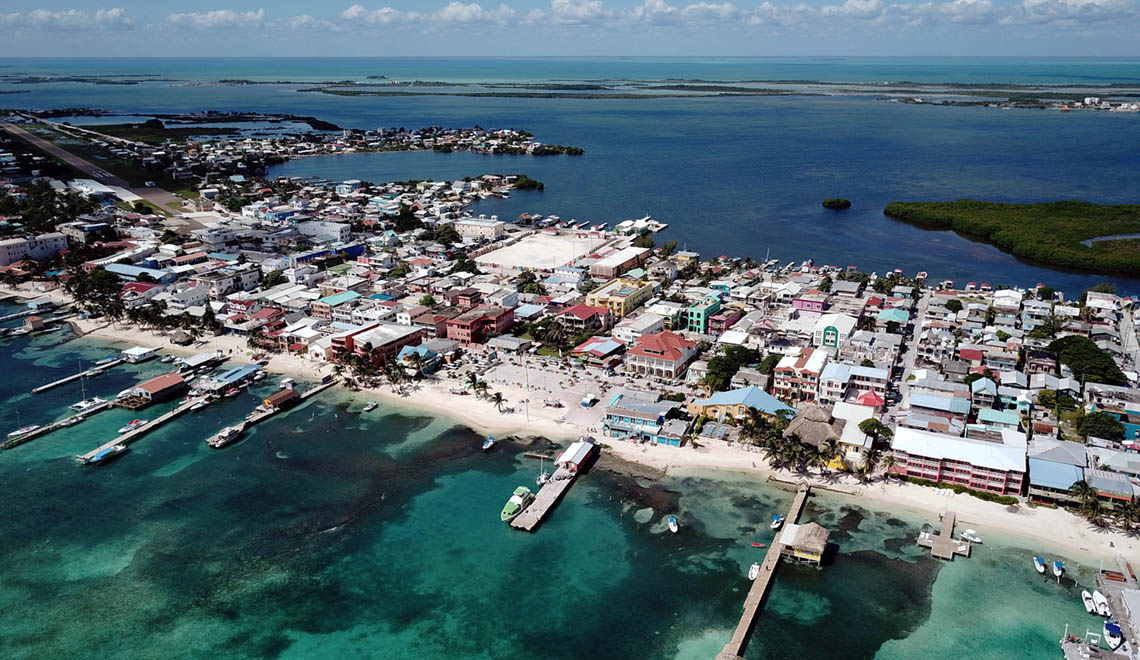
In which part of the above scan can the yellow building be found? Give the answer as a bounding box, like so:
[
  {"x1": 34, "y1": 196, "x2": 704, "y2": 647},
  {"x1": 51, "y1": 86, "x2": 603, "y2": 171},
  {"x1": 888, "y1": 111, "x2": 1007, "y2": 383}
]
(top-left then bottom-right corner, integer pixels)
[{"x1": 585, "y1": 278, "x2": 655, "y2": 318}]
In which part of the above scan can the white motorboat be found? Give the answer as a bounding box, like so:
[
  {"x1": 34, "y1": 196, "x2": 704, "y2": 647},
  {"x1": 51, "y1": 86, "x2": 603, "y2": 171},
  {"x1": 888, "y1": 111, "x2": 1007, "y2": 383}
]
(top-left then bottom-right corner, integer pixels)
[
  {"x1": 1033, "y1": 556, "x2": 1046, "y2": 575},
  {"x1": 252, "y1": 371, "x2": 267, "y2": 381},
  {"x1": 1105, "y1": 621, "x2": 1124, "y2": 650},
  {"x1": 536, "y1": 456, "x2": 550, "y2": 486},
  {"x1": 7, "y1": 425, "x2": 41, "y2": 439},
  {"x1": 70, "y1": 397, "x2": 106, "y2": 413},
  {"x1": 1052, "y1": 561, "x2": 1064, "y2": 578},
  {"x1": 189, "y1": 399, "x2": 210, "y2": 412},
  {"x1": 1082, "y1": 590, "x2": 1097, "y2": 614},
  {"x1": 960, "y1": 529, "x2": 982, "y2": 544},
  {"x1": 117, "y1": 419, "x2": 146, "y2": 434},
  {"x1": 206, "y1": 426, "x2": 243, "y2": 449},
  {"x1": 771, "y1": 514, "x2": 784, "y2": 530},
  {"x1": 748, "y1": 562, "x2": 760, "y2": 580},
  {"x1": 1093, "y1": 590, "x2": 1111, "y2": 617},
  {"x1": 161, "y1": 354, "x2": 175, "y2": 363},
  {"x1": 482, "y1": 436, "x2": 495, "y2": 451},
  {"x1": 668, "y1": 516, "x2": 679, "y2": 534},
  {"x1": 363, "y1": 402, "x2": 378, "y2": 412}
]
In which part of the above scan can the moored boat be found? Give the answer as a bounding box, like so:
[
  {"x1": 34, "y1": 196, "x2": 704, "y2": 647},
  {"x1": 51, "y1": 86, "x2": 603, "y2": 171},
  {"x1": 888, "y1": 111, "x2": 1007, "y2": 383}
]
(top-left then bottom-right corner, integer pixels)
[
  {"x1": 1082, "y1": 590, "x2": 1096, "y2": 614},
  {"x1": 207, "y1": 426, "x2": 243, "y2": 449},
  {"x1": 70, "y1": 397, "x2": 106, "y2": 413},
  {"x1": 960, "y1": 529, "x2": 982, "y2": 544},
  {"x1": 1052, "y1": 561, "x2": 1064, "y2": 578},
  {"x1": 500, "y1": 486, "x2": 534, "y2": 522},
  {"x1": 1033, "y1": 556, "x2": 1046, "y2": 575},
  {"x1": 224, "y1": 387, "x2": 241, "y2": 398},
  {"x1": 482, "y1": 436, "x2": 495, "y2": 451},
  {"x1": 748, "y1": 562, "x2": 760, "y2": 580},
  {"x1": 117, "y1": 419, "x2": 146, "y2": 434},
  {"x1": 668, "y1": 516, "x2": 679, "y2": 534},
  {"x1": 363, "y1": 401, "x2": 378, "y2": 412},
  {"x1": 1104, "y1": 621, "x2": 1123, "y2": 649},
  {"x1": 60, "y1": 415, "x2": 83, "y2": 427},
  {"x1": 771, "y1": 514, "x2": 784, "y2": 530},
  {"x1": 7, "y1": 424, "x2": 41, "y2": 439},
  {"x1": 1093, "y1": 590, "x2": 1111, "y2": 617},
  {"x1": 82, "y1": 444, "x2": 128, "y2": 465}
]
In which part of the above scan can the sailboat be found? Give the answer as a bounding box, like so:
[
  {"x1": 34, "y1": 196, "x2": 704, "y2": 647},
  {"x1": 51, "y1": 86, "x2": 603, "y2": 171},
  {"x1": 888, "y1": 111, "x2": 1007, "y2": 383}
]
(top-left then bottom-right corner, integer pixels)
[{"x1": 536, "y1": 455, "x2": 550, "y2": 486}]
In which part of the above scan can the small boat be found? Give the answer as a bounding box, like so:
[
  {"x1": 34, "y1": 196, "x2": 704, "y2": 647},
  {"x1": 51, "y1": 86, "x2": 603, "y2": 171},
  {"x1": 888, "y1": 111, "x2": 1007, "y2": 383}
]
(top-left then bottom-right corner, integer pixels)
[
  {"x1": 1052, "y1": 561, "x2": 1064, "y2": 578},
  {"x1": 252, "y1": 371, "x2": 267, "y2": 381},
  {"x1": 7, "y1": 425, "x2": 41, "y2": 439},
  {"x1": 206, "y1": 426, "x2": 243, "y2": 449},
  {"x1": 771, "y1": 514, "x2": 784, "y2": 530},
  {"x1": 536, "y1": 456, "x2": 550, "y2": 486},
  {"x1": 189, "y1": 400, "x2": 210, "y2": 412},
  {"x1": 960, "y1": 529, "x2": 982, "y2": 544},
  {"x1": 748, "y1": 562, "x2": 760, "y2": 580},
  {"x1": 751, "y1": 542, "x2": 767, "y2": 548},
  {"x1": 161, "y1": 355, "x2": 175, "y2": 363},
  {"x1": 1093, "y1": 590, "x2": 1111, "y2": 617},
  {"x1": 500, "y1": 486, "x2": 534, "y2": 522},
  {"x1": 1082, "y1": 590, "x2": 1097, "y2": 614},
  {"x1": 1033, "y1": 556, "x2": 1046, "y2": 575},
  {"x1": 87, "y1": 368, "x2": 104, "y2": 377},
  {"x1": 94, "y1": 357, "x2": 116, "y2": 366},
  {"x1": 83, "y1": 444, "x2": 128, "y2": 465},
  {"x1": 1104, "y1": 621, "x2": 1124, "y2": 650},
  {"x1": 482, "y1": 436, "x2": 495, "y2": 451},
  {"x1": 60, "y1": 415, "x2": 83, "y2": 427},
  {"x1": 224, "y1": 387, "x2": 241, "y2": 398},
  {"x1": 363, "y1": 402, "x2": 378, "y2": 412},
  {"x1": 118, "y1": 419, "x2": 146, "y2": 434},
  {"x1": 280, "y1": 378, "x2": 295, "y2": 389},
  {"x1": 667, "y1": 516, "x2": 679, "y2": 534},
  {"x1": 116, "y1": 389, "x2": 133, "y2": 399}
]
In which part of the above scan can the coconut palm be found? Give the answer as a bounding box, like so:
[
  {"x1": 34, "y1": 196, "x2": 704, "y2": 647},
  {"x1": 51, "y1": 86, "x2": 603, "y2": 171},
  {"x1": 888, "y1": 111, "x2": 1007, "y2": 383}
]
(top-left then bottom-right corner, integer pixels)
[
  {"x1": 818, "y1": 436, "x2": 841, "y2": 473},
  {"x1": 1112, "y1": 500, "x2": 1140, "y2": 533},
  {"x1": 464, "y1": 371, "x2": 479, "y2": 391},
  {"x1": 490, "y1": 391, "x2": 506, "y2": 412},
  {"x1": 1081, "y1": 496, "x2": 1105, "y2": 526},
  {"x1": 881, "y1": 454, "x2": 898, "y2": 480},
  {"x1": 1069, "y1": 480, "x2": 1097, "y2": 506},
  {"x1": 475, "y1": 380, "x2": 489, "y2": 398}
]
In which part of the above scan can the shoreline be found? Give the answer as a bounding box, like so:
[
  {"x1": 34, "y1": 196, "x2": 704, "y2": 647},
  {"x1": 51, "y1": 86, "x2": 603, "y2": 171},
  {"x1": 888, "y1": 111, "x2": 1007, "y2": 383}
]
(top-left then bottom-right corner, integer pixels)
[{"x1": 41, "y1": 299, "x2": 1132, "y2": 565}]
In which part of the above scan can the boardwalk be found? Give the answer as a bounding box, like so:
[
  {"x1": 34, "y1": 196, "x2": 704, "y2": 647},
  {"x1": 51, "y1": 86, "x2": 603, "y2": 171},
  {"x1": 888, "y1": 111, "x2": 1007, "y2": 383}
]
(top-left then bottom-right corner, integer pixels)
[
  {"x1": 510, "y1": 466, "x2": 576, "y2": 532},
  {"x1": 32, "y1": 359, "x2": 124, "y2": 394},
  {"x1": 715, "y1": 484, "x2": 812, "y2": 660},
  {"x1": 1, "y1": 401, "x2": 113, "y2": 449},
  {"x1": 917, "y1": 511, "x2": 970, "y2": 560},
  {"x1": 76, "y1": 396, "x2": 206, "y2": 463}
]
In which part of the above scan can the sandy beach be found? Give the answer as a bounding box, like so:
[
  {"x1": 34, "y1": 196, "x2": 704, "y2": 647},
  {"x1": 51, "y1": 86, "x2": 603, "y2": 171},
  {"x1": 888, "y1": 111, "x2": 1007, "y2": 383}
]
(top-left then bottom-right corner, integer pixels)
[{"x1": 7, "y1": 284, "x2": 1132, "y2": 564}]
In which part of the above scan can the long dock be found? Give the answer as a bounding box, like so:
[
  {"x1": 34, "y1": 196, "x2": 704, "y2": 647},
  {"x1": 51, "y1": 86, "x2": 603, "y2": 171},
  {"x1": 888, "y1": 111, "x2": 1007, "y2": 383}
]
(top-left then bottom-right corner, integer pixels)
[
  {"x1": 0, "y1": 309, "x2": 34, "y2": 323},
  {"x1": 715, "y1": 484, "x2": 812, "y2": 660},
  {"x1": 32, "y1": 359, "x2": 125, "y2": 394},
  {"x1": 77, "y1": 395, "x2": 206, "y2": 463},
  {"x1": 510, "y1": 466, "x2": 577, "y2": 531},
  {"x1": 1, "y1": 400, "x2": 113, "y2": 449},
  {"x1": 917, "y1": 510, "x2": 970, "y2": 560},
  {"x1": 1094, "y1": 556, "x2": 1139, "y2": 654},
  {"x1": 207, "y1": 378, "x2": 341, "y2": 444}
]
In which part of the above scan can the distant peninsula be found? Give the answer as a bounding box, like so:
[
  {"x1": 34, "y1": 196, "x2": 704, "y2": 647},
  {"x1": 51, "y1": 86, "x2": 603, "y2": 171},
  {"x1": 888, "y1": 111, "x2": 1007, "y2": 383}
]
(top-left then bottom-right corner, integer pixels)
[{"x1": 883, "y1": 199, "x2": 1140, "y2": 276}]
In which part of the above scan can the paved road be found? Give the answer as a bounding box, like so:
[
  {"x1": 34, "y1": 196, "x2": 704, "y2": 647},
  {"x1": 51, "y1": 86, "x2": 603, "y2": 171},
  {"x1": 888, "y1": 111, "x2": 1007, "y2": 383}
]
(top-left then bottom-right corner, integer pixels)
[{"x1": 0, "y1": 120, "x2": 193, "y2": 225}]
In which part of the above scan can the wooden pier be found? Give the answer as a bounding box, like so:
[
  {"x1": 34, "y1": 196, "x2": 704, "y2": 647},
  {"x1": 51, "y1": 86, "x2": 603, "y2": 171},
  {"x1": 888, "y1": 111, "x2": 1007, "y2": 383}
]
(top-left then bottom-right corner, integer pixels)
[
  {"x1": 1, "y1": 400, "x2": 113, "y2": 450},
  {"x1": 715, "y1": 484, "x2": 812, "y2": 660},
  {"x1": 76, "y1": 395, "x2": 207, "y2": 463},
  {"x1": 32, "y1": 359, "x2": 125, "y2": 394},
  {"x1": 510, "y1": 466, "x2": 576, "y2": 532},
  {"x1": 916, "y1": 511, "x2": 971, "y2": 560},
  {"x1": 205, "y1": 378, "x2": 341, "y2": 445},
  {"x1": 1094, "y1": 556, "x2": 1139, "y2": 652}
]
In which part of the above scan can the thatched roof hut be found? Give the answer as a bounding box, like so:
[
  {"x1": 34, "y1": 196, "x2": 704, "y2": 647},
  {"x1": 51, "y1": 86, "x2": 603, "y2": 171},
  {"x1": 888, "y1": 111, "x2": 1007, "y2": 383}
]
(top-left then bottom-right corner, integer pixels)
[{"x1": 783, "y1": 405, "x2": 845, "y2": 449}]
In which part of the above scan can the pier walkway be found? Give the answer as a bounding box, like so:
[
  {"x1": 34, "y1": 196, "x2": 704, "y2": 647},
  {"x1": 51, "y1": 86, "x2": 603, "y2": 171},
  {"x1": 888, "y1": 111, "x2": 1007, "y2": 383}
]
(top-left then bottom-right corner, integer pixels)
[
  {"x1": 1, "y1": 401, "x2": 113, "y2": 450},
  {"x1": 1095, "y1": 556, "x2": 1139, "y2": 654},
  {"x1": 511, "y1": 466, "x2": 576, "y2": 532},
  {"x1": 917, "y1": 511, "x2": 970, "y2": 560},
  {"x1": 206, "y1": 378, "x2": 340, "y2": 445},
  {"x1": 32, "y1": 359, "x2": 125, "y2": 394},
  {"x1": 77, "y1": 395, "x2": 206, "y2": 463},
  {"x1": 715, "y1": 484, "x2": 812, "y2": 660},
  {"x1": 0, "y1": 309, "x2": 34, "y2": 323}
]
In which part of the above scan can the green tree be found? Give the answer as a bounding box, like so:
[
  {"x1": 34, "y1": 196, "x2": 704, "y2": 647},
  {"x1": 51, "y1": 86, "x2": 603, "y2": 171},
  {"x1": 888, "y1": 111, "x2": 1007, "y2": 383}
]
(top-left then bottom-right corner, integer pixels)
[
  {"x1": 818, "y1": 276, "x2": 832, "y2": 293},
  {"x1": 704, "y1": 345, "x2": 762, "y2": 392},
  {"x1": 858, "y1": 418, "x2": 894, "y2": 447},
  {"x1": 1077, "y1": 412, "x2": 1125, "y2": 440},
  {"x1": 419, "y1": 294, "x2": 436, "y2": 307},
  {"x1": 1048, "y1": 335, "x2": 1127, "y2": 385},
  {"x1": 261, "y1": 269, "x2": 287, "y2": 289},
  {"x1": 945, "y1": 299, "x2": 963, "y2": 314}
]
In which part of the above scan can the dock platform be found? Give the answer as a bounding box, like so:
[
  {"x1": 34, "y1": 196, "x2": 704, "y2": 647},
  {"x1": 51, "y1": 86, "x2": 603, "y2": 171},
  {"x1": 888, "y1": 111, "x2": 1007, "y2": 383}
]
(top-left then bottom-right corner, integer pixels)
[
  {"x1": 1095, "y1": 556, "x2": 1139, "y2": 654},
  {"x1": 1, "y1": 401, "x2": 113, "y2": 450},
  {"x1": 917, "y1": 511, "x2": 970, "y2": 560},
  {"x1": 77, "y1": 395, "x2": 206, "y2": 463},
  {"x1": 510, "y1": 466, "x2": 576, "y2": 532},
  {"x1": 205, "y1": 378, "x2": 340, "y2": 445},
  {"x1": 32, "y1": 359, "x2": 125, "y2": 394},
  {"x1": 715, "y1": 484, "x2": 812, "y2": 660}
]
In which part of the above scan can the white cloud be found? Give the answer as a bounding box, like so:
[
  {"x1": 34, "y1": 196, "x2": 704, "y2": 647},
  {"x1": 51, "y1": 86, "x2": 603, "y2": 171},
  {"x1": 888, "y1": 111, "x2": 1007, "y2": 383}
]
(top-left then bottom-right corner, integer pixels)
[
  {"x1": 820, "y1": 0, "x2": 885, "y2": 19},
  {"x1": 166, "y1": 8, "x2": 266, "y2": 29},
  {"x1": 432, "y1": 2, "x2": 517, "y2": 23},
  {"x1": 548, "y1": 0, "x2": 616, "y2": 24},
  {"x1": 8, "y1": 7, "x2": 133, "y2": 30},
  {"x1": 1014, "y1": 0, "x2": 1133, "y2": 22},
  {"x1": 938, "y1": 0, "x2": 994, "y2": 22},
  {"x1": 342, "y1": 4, "x2": 406, "y2": 24}
]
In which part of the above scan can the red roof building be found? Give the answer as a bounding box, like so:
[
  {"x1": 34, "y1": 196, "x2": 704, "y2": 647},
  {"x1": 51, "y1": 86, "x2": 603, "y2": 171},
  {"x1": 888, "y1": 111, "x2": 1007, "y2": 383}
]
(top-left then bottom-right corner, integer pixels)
[
  {"x1": 445, "y1": 305, "x2": 515, "y2": 346},
  {"x1": 557, "y1": 304, "x2": 614, "y2": 332},
  {"x1": 625, "y1": 331, "x2": 698, "y2": 379}
]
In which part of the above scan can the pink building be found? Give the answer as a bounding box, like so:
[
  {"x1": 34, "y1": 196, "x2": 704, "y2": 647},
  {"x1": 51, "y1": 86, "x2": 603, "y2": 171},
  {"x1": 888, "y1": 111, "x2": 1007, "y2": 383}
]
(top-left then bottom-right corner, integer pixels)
[{"x1": 889, "y1": 427, "x2": 1026, "y2": 496}]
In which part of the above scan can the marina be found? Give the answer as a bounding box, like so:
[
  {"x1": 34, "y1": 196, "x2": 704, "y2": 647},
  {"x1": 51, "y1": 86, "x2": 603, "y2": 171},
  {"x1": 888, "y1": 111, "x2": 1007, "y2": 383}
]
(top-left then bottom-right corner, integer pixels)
[
  {"x1": 509, "y1": 438, "x2": 597, "y2": 532},
  {"x1": 31, "y1": 359, "x2": 125, "y2": 394},
  {"x1": 203, "y1": 377, "x2": 340, "y2": 448},
  {"x1": 76, "y1": 395, "x2": 207, "y2": 464},
  {"x1": 1, "y1": 399, "x2": 113, "y2": 449},
  {"x1": 715, "y1": 484, "x2": 814, "y2": 660},
  {"x1": 917, "y1": 511, "x2": 972, "y2": 561}
]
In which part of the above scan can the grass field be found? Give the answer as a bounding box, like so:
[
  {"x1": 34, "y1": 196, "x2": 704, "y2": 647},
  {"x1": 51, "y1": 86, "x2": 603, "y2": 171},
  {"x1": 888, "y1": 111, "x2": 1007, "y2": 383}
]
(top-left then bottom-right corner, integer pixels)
[{"x1": 883, "y1": 199, "x2": 1140, "y2": 276}]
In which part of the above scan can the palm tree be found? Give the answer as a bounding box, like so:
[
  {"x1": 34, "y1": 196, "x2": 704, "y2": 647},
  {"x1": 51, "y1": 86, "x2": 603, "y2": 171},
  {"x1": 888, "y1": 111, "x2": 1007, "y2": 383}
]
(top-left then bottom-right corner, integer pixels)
[
  {"x1": 881, "y1": 454, "x2": 898, "y2": 480},
  {"x1": 491, "y1": 391, "x2": 506, "y2": 412},
  {"x1": 698, "y1": 374, "x2": 718, "y2": 399},
  {"x1": 1069, "y1": 480, "x2": 1097, "y2": 506},
  {"x1": 1081, "y1": 496, "x2": 1105, "y2": 526},
  {"x1": 819, "y1": 436, "x2": 841, "y2": 474},
  {"x1": 464, "y1": 371, "x2": 479, "y2": 391},
  {"x1": 407, "y1": 351, "x2": 425, "y2": 378},
  {"x1": 475, "y1": 380, "x2": 489, "y2": 398}
]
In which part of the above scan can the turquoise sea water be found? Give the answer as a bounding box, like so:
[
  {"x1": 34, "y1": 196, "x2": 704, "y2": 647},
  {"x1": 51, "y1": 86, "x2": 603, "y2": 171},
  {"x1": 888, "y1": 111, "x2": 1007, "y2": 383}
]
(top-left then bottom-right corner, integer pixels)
[
  {"x1": 0, "y1": 309, "x2": 1112, "y2": 658},
  {"x1": 3, "y1": 57, "x2": 1140, "y2": 293}
]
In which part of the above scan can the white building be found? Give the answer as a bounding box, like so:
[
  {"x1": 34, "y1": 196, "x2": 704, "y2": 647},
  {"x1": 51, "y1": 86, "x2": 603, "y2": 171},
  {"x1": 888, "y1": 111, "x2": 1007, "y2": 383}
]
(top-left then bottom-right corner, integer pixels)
[
  {"x1": 0, "y1": 232, "x2": 68, "y2": 266},
  {"x1": 613, "y1": 313, "x2": 665, "y2": 344},
  {"x1": 455, "y1": 216, "x2": 506, "y2": 240}
]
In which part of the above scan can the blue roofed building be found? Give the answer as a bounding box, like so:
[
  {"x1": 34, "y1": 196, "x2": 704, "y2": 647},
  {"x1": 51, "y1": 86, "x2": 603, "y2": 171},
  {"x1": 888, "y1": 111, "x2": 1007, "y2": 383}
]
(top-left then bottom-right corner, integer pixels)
[
  {"x1": 397, "y1": 344, "x2": 441, "y2": 375},
  {"x1": 201, "y1": 364, "x2": 261, "y2": 393},
  {"x1": 603, "y1": 390, "x2": 682, "y2": 444},
  {"x1": 1027, "y1": 438, "x2": 1085, "y2": 504},
  {"x1": 976, "y1": 408, "x2": 1021, "y2": 432},
  {"x1": 686, "y1": 385, "x2": 796, "y2": 423},
  {"x1": 103, "y1": 262, "x2": 179, "y2": 285}
]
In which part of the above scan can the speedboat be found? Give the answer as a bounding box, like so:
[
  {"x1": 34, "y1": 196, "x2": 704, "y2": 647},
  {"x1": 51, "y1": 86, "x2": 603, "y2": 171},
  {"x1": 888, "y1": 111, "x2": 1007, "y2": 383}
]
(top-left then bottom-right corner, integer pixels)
[
  {"x1": 252, "y1": 371, "x2": 267, "y2": 381},
  {"x1": 83, "y1": 444, "x2": 128, "y2": 465},
  {"x1": 748, "y1": 562, "x2": 760, "y2": 580},
  {"x1": 500, "y1": 486, "x2": 534, "y2": 522},
  {"x1": 118, "y1": 419, "x2": 146, "y2": 434},
  {"x1": 94, "y1": 357, "x2": 116, "y2": 366},
  {"x1": 1033, "y1": 556, "x2": 1046, "y2": 575},
  {"x1": 960, "y1": 529, "x2": 982, "y2": 544},
  {"x1": 771, "y1": 514, "x2": 784, "y2": 530},
  {"x1": 1104, "y1": 621, "x2": 1124, "y2": 650},
  {"x1": 7, "y1": 425, "x2": 41, "y2": 439},
  {"x1": 70, "y1": 397, "x2": 106, "y2": 413},
  {"x1": 1082, "y1": 590, "x2": 1097, "y2": 614},
  {"x1": 161, "y1": 355, "x2": 175, "y2": 363},
  {"x1": 363, "y1": 402, "x2": 378, "y2": 412},
  {"x1": 668, "y1": 516, "x2": 679, "y2": 534},
  {"x1": 482, "y1": 436, "x2": 495, "y2": 451},
  {"x1": 1093, "y1": 590, "x2": 1111, "y2": 617},
  {"x1": 1052, "y1": 561, "x2": 1064, "y2": 578},
  {"x1": 189, "y1": 399, "x2": 210, "y2": 412},
  {"x1": 60, "y1": 415, "x2": 83, "y2": 427},
  {"x1": 206, "y1": 426, "x2": 243, "y2": 449},
  {"x1": 224, "y1": 387, "x2": 241, "y2": 398}
]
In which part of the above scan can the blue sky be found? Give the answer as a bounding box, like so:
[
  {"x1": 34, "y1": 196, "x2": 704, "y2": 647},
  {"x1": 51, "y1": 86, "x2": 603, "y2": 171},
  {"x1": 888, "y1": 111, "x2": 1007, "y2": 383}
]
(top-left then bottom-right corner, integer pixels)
[{"x1": 1, "y1": 1, "x2": 1137, "y2": 56}]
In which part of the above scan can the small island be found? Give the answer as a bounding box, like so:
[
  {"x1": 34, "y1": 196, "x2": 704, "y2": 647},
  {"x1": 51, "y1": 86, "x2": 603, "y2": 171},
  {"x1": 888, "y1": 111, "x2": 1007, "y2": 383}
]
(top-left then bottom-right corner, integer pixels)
[
  {"x1": 883, "y1": 199, "x2": 1140, "y2": 276},
  {"x1": 822, "y1": 198, "x2": 851, "y2": 210}
]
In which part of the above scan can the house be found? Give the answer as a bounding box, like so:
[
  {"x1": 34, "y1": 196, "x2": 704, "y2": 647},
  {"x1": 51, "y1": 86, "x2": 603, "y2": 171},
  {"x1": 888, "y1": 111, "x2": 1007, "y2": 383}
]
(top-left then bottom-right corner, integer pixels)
[
  {"x1": 612, "y1": 313, "x2": 665, "y2": 344},
  {"x1": 625, "y1": 331, "x2": 698, "y2": 379},
  {"x1": 1026, "y1": 438, "x2": 1085, "y2": 505},
  {"x1": 602, "y1": 391, "x2": 680, "y2": 443},
  {"x1": 585, "y1": 278, "x2": 655, "y2": 318},
  {"x1": 445, "y1": 305, "x2": 514, "y2": 346},
  {"x1": 589, "y1": 246, "x2": 650, "y2": 279},
  {"x1": 779, "y1": 522, "x2": 830, "y2": 565},
  {"x1": 455, "y1": 216, "x2": 506, "y2": 240},
  {"x1": 686, "y1": 386, "x2": 795, "y2": 423},
  {"x1": 486, "y1": 335, "x2": 532, "y2": 355},
  {"x1": 127, "y1": 372, "x2": 187, "y2": 404},
  {"x1": 784, "y1": 405, "x2": 845, "y2": 459},
  {"x1": 336, "y1": 322, "x2": 426, "y2": 363},
  {"x1": 687, "y1": 296, "x2": 722, "y2": 334},
  {"x1": 813, "y1": 313, "x2": 858, "y2": 349},
  {"x1": 121, "y1": 346, "x2": 157, "y2": 363},
  {"x1": 890, "y1": 427, "x2": 1026, "y2": 496},
  {"x1": 831, "y1": 401, "x2": 878, "y2": 468},
  {"x1": 263, "y1": 388, "x2": 301, "y2": 411},
  {"x1": 310, "y1": 290, "x2": 362, "y2": 320},
  {"x1": 1085, "y1": 468, "x2": 1134, "y2": 505},
  {"x1": 557, "y1": 303, "x2": 614, "y2": 332},
  {"x1": 556, "y1": 438, "x2": 598, "y2": 472},
  {"x1": 570, "y1": 336, "x2": 625, "y2": 368},
  {"x1": 817, "y1": 363, "x2": 889, "y2": 405},
  {"x1": 773, "y1": 347, "x2": 828, "y2": 403}
]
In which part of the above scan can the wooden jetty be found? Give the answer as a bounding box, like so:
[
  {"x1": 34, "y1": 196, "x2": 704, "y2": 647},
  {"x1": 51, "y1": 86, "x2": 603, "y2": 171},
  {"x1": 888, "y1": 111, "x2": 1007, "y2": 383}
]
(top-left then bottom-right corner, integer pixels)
[
  {"x1": 917, "y1": 511, "x2": 971, "y2": 560},
  {"x1": 32, "y1": 359, "x2": 125, "y2": 394},
  {"x1": 510, "y1": 466, "x2": 576, "y2": 532},
  {"x1": 76, "y1": 395, "x2": 206, "y2": 463},
  {"x1": 715, "y1": 484, "x2": 812, "y2": 660},
  {"x1": 1094, "y1": 556, "x2": 1139, "y2": 652},
  {"x1": 205, "y1": 378, "x2": 340, "y2": 445},
  {"x1": 1, "y1": 400, "x2": 113, "y2": 450}
]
